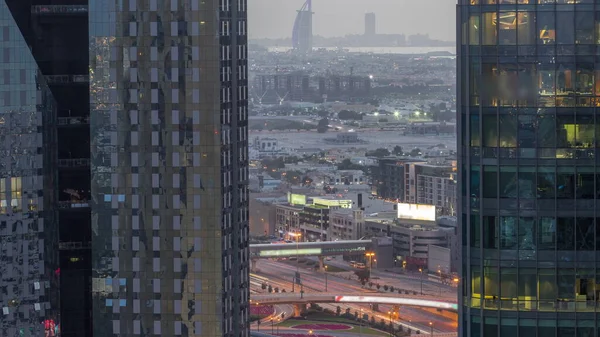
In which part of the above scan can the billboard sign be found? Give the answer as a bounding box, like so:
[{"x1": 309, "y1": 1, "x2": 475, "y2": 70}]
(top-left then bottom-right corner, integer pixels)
[{"x1": 397, "y1": 203, "x2": 436, "y2": 221}]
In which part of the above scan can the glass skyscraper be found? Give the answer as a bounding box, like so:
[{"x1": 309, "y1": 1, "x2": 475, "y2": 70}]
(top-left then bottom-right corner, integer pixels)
[
  {"x1": 89, "y1": 0, "x2": 250, "y2": 336},
  {"x1": 459, "y1": 1, "x2": 600, "y2": 337},
  {"x1": 1, "y1": 1, "x2": 249, "y2": 336}
]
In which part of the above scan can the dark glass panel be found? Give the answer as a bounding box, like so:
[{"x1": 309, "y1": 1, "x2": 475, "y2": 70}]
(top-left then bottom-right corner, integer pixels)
[
  {"x1": 557, "y1": 217, "x2": 575, "y2": 250},
  {"x1": 499, "y1": 114, "x2": 518, "y2": 147},
  {"x1": 519, "y1": 166, "x2": 536, "y2": 198},
  {"x1": 557, "y1": 167, "x2": 575, "y2": 199},
  {"x1": 483, "y1": 165, "x2": 498, "y2": 198},
  {"x1": 556, "y1": 11, "x2": 575, "y2": 45},
  {"x1": 482, "y1": 114, "x2": 498, "y2": 147},
  {"x1": 537, "y1": 114, "x2": 556, "y2": 147},
  {"x1": 470, "y1": 114, "x2": 481, "y2": 146},
  {"x1": 517, "y1": 11, "x2": 535, "y2": 44},
  {"x1": 518, "y1": 114, "x2": 536, "y2": 147},
  {"x1": 483, "y1": 216, "x2": 498, "y2": 249},
  {"x1": 471, "y1": 214, "x2": 481, "y2": 248},
  {"x1": 471, "y1": 165, "x2": 481, "y2": 197},
  {"x1": 575, "y1": 218, "x2": 594, "y2": 251},
  {"x1": 576, "y1": 167, "x2": 594, "y2": 199}
]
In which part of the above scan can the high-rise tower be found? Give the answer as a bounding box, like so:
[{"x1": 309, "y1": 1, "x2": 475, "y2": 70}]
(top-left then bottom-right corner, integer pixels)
[
  {"x1": 0, "y1": 0, "x2": 249, "y2": 336},
  {"x1": 365, "y1": 12, "x2": 376, "y2": 36},
  {"x1": 89, "y1": 0, "x2": 250, "y2": 336},
  {"x1": 292, "y1": 0, "x2": 313, "y2": 53},
  {"x1": 459, "y1": 1, "x2": 600, "y2": 337},
  {"x1": 1, "y1": 1, "x2": 91, "y2": 336}
]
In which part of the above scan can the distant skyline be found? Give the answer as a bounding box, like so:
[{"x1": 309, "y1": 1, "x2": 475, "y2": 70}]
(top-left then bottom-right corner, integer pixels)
[{"x1": 248, "y1": 0, "x2": 456, "y2": 41}]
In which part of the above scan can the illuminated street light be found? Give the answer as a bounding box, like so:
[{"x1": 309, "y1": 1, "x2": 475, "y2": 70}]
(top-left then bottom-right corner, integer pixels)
[
  {"x1": 429, "y1": 321, "x2": 433, "y2": 336},
  {"x1": 365, "y1": 252, "x2": 375, "y2": 273},
  {"x1": 419, "y1": 268, "x2": 424, "y2": 295}
]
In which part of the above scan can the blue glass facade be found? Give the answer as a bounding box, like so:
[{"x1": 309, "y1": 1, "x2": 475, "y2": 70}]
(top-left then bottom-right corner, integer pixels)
[
  {"x1": 0, "y1": 1, "x2": 60, "y2": 336},
  {"x1": 459, "y1": 1, "x2": 600, "y2": 336}
]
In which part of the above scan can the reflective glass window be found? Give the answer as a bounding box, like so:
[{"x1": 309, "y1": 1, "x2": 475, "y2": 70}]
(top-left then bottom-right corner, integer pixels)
[
  {"x1": 538, "y1": 320, "x2": 556, "y2": 337},
  {"x1": 499, "y1": 318, "x2": 517, "y2": 337},
  {"x1": 519, "y1": 217, "x2": 536, "y2": 250},
  {"x1": 538, "y1": 217, "x2": 556, "y2": 250},
  {"x1": 557, "y1": 320, "x2": 575, "y2": 337},
  {"x1": 518, "y1": 166, "x2": 535, "y2": 198},
  {"x1": 499, "y1": 166, "x2": 517, "y2": 198},
  {"x1": 500, "y1": 216, "x2": 518, "y2": 249}
]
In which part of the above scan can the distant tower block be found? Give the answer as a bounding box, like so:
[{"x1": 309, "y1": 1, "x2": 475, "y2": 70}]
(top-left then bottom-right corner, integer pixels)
[
  {"x1": 292, "y1": 0, "x2": 313, "y2": 53},
  {"x1": 365, "y1": 12, "x2": 376, "y2": 36}
]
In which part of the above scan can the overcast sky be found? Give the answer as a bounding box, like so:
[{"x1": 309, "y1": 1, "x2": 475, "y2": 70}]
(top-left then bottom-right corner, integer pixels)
[{"x1": 248, "y1": 0, "x2": 456, "y2": 41}]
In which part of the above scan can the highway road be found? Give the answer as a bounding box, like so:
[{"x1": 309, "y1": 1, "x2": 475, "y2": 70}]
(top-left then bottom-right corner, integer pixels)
[{"x1": 251, "y1": 259, "x2": 458, "y2": 335}]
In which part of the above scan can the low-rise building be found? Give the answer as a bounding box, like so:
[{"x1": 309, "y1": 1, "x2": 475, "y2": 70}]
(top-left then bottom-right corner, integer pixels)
[
  {"x1": 371, "y1": 157, "x2": 457, "y2": 215},
  {"x1": 329, "y1": 209, "x2": 365, "y2": 241}
]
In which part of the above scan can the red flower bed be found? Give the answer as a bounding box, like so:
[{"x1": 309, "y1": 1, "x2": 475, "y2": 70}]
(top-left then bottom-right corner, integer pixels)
[
  {"x1": 290, "y1": 323, "x2": 352, "y2": 331},
  {"x1": 275, "y1": 334, "x2": 334, "y2": 337},
  {"x1": 250, "y1": 305, "x2": 274, "y2": 316}
]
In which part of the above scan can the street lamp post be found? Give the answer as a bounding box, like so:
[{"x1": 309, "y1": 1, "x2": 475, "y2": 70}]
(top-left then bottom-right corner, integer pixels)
[
  {"x1": 359, "y1": 308, "x2": 363, "y2": 337},
  {"x1": 419, "y1": 268, "x2": 424, "y2": 295},
  {"x1": 387, "y1": 311, "x2": 393, "y2": 337},
  {"x1": 290, "y1": 232, "x2": 301, "y2": 292},
  {"x1": 438, "y1": 269, "x2": 442, "y2": 295},
  {"x1": 324, "y1": 265, "x2": 328, "y2": 292},
  {"x1": 429, "y1": 321, "x2": 433, "y2": 336},
  {"x1": 270, "y1": 318, "x2": 274, "y2": 334},
  {"x1": 365, "y1": 252, "x2": 375, "y2": 274}
]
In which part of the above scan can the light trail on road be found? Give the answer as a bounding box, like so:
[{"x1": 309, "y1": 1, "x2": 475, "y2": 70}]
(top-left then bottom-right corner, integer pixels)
[{"x1": 250, "y1": 259, "x2": 458, "y2": 334}]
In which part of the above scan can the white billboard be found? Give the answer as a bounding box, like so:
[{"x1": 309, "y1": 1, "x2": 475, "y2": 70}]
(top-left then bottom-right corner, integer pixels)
[{"x1": 397, "y1": 203, "x2": 436, "y2": 221}]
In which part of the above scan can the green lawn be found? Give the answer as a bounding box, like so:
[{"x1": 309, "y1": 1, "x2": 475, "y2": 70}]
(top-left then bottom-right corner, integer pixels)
[{"x1": 274, "y1": 314, "x2": 390, "y2": 336}]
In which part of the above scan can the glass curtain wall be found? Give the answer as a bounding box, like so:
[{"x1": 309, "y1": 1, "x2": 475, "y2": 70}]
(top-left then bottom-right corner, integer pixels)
[{"x1": 459, "y1": 0, "x2": 600, "y2": 336}]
